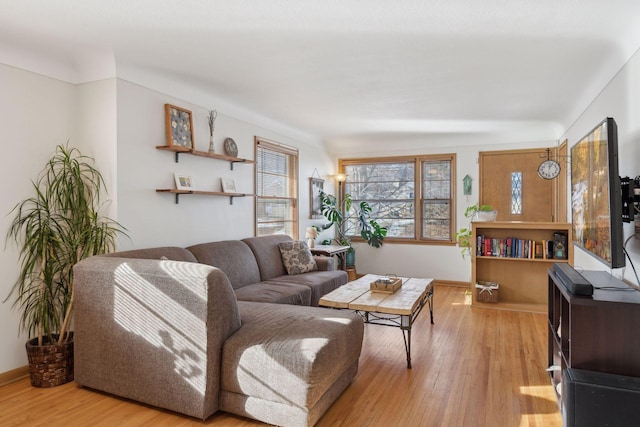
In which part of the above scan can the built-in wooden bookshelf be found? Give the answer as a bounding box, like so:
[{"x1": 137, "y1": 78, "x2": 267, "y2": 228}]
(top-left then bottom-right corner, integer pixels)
[{"x1": 472, "y1": 221, "x2": 572, "y2": 313}]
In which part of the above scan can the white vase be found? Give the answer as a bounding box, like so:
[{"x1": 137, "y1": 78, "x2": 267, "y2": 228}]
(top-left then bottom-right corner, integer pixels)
[{"x1": 208, "y1": 135, "x2": 215, "y2": 153}]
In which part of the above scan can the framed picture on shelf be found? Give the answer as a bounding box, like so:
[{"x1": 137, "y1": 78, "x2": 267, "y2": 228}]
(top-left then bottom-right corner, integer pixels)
[
  {"x1": 221, "y1": 178, "x2": 237, "y2": 193},
  {"x1": 310, "y1": 177, "x2": 324, "y2": 219},
  {"x1": 174, "y1": 173, "x2": 195, "y2": 191},
  {"x1": 165, "y1": 104, "x2": 194, "y2": 150}
]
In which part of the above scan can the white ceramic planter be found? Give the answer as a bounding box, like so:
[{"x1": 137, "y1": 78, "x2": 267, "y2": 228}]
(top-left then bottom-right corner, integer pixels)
[{"x1": 472, "y1": 210, "x2": 498, "y2": 222}]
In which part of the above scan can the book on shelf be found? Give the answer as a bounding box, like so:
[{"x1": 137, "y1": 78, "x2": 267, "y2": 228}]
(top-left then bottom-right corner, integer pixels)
[{"x1": 475, "y1": 235, "x2": 560, "y2": 259}]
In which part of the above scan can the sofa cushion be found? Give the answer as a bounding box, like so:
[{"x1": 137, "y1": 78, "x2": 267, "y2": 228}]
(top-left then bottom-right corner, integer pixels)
[
  {"x1": 278, "y1": 240, "x2": 318, "y2": 275},
  {"x1": 220, "y1": 301, "x2": 363, "y2": 427},
  {"x1": 187, "y1": 240, "x2": 261, "y2": 290},
  {"x1": 234, "y1": 281, "x2": 312, "y2": 306},
  {"x1": 270, "y1": 270, "x2": 348, "y2": 306},
  {"x1": 242, "y1": 235, "x2": 292, "y2": 280}
]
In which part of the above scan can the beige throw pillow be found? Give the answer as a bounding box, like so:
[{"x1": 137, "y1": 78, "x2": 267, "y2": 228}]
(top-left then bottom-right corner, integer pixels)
[{"x1": 278, "y1": 241, "x2": 318, "y2": 275}]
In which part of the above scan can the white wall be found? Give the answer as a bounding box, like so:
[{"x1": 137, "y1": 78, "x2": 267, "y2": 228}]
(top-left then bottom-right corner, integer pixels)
[
  {"x1": 75, "y1": 78, "x2": 119, "y2": 220},
  {"x1": 115, "y1": 78, "x2": 335, "y2": 249},
  {"x1": 0, "y1": 64, "x2": 77, "y2": 373},
  {"x1": 560, "y1": 47, "x2": 640, "y2": 285}
]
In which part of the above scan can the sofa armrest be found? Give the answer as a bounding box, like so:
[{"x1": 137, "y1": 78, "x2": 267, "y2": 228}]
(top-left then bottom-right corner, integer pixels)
[
  {"x1": 73, "y1": 256, "x2": 241, "y2": 420},
  {"x1": 313, "y1": 255, "x2": 336, "y2": 271}
]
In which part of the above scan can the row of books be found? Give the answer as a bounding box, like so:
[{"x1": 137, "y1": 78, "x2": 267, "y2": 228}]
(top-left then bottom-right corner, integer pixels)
[{"x1": 476, "y1": 235, "x2": 565, "y2": 259}]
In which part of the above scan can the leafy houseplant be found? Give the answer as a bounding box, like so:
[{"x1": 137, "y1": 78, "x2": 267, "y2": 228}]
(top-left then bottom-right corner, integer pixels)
[
  {"x1": 455, "y1": 203, "x2": 494, "y2": 258},
  {"x1": 5, "y1": 144, "x2": 126, "y2": 387},
  {"x1": 318, "y1": 191, "x2": 387, "y2": 265}
]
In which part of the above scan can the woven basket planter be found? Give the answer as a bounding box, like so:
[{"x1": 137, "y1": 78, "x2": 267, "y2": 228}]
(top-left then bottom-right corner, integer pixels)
[{"x1": 25, "y1": 333, "x2": 74, "y2": 388}]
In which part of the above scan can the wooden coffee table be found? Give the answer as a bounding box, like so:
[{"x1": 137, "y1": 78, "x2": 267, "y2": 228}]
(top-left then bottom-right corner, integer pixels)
[{"x1": 319, "y1": 274, "x2": 434, "y2": 368}]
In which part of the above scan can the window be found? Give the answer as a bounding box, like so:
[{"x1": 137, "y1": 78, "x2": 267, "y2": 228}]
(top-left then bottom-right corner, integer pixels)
[
  {"x1": 340, "y1": 154, "x2": 455, "y2": 244},
  {"x1": 422, "y1": 159, "x2": 452, "y2": 240},
  {"x1": 511, "y1": 171, "x2": 523, "y2": 215},
  {"x1": 255, "y1": 137, "x2": 298, "y2": 238}
]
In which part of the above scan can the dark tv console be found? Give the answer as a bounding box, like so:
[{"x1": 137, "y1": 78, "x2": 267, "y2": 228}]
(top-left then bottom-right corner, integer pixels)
[{"x1": 548, "y1": 265, "x2": 640, "y2": 426}]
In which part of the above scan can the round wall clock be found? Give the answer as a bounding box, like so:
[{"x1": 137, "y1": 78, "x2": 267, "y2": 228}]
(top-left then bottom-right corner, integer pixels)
[
  {"x1": 224, "y1": 138, "x2": 238, "y2": 157},
  {"x1": 537, "y1": 160, "x2": 561, "y2": 180}
]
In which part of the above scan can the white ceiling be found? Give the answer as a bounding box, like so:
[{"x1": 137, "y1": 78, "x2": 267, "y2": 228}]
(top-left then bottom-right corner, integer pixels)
[{"x1": 2, "y1": 0, "x2": 640, "y2": 146}]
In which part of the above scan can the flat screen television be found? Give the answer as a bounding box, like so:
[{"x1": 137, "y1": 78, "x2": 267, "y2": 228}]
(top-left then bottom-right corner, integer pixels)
[{"x1": 570, "y1": 117, "x2": 625, "y2": 268}]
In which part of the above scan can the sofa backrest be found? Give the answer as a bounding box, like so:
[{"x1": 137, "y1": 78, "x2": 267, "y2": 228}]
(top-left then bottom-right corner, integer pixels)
[
  {"x1": 187, "y1": 240, "x2": 261, "y2": 289},
  {"x1": 102, "y1": 246, "x2": 198, "y2": 263},
  {"x1": 73, "y1": 256, "x2": 241, "y2": 419},
  {"x1": 242, "y1": 235, "x2": 292, "y2": 281}
]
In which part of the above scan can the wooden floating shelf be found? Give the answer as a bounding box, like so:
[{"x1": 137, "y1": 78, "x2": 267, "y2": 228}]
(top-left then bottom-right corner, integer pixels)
[
  {"x1": 156, "y1": 189, "x2": 253, "y2": 205},
  {"x1": 156, "y1": 145, "x2": 255, "y2": 170}
]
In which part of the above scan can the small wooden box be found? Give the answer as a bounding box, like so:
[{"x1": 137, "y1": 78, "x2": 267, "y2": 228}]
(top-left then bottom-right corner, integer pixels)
[
  {"x1": 475, "y1": 281, "x2": 499, "y2": 303},
  {"x1": 370, "y1": 277, "x2": 402, "y2": 294}
]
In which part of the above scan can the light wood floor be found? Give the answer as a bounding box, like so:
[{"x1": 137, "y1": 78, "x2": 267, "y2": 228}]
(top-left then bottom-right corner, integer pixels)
[{"x1": 0, "y1": 285, "x2": 561, "y2": 426}]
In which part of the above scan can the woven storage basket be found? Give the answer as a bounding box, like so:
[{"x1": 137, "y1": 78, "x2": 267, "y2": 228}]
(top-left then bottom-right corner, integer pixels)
[
  {"x1": 475, "y1": 282, "x2": 499, "y2": 303},
  {"x1": 26, "y1": 333, "x2": 74, "y2": 388},
  {"x1": 346, "y1": 267, "x2": 357, "y2": 281}
]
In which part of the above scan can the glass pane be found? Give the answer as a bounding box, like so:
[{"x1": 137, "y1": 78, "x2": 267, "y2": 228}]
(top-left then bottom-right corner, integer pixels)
[
  {"x1": 423, "y1": 161, "x2": 451, "y2": 199},
  {"x1": 257, "y1": 149, "x2": 288, "y2": 175},
  {"x1": 511, "y1": 172, "x2": 522, "y2": 214},
  {"x1": 423, "y1": 219, "x2": 451, "y2": 240},
  {"x1": 257, "y1": 172, "x2": 288, "y2": 197},
  {"x1": 344, "y1": 162, "x2": 415, "y2": 238},
  {"x1": 345, "y1": 163, "x2": 414, "y2": 200},
  {"x1": 257, "y1": 198, "x2": 293, "y2": 222},
  {"x1": 423, "y1": 200, "x2": 450, "y2": 239},
  {"x1": 256, "y1": 221, "x2": 293, "y2": 237},
  {"x1": 256, "y1": 198, "x2": 293, "y2": 236},
  {"x1": 345, "y1": 201, "x2": 415, "y2": 238}
]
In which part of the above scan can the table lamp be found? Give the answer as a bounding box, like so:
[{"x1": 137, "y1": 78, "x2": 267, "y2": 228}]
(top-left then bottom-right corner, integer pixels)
[{"x1": 305, "y1": 227, "x2": 318, "y2": 248}]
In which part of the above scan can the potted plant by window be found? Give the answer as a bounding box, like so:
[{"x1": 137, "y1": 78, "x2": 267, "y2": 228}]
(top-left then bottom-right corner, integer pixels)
[
  {"x1": 455, "y1": 203, "x2": 495, "y2": 258},
  {"x1": 318, "y1": 191, "x2": 387, "y2": 266},
  {"x1": 5, "y1": 144, "x2": 127, "y2": 387}
]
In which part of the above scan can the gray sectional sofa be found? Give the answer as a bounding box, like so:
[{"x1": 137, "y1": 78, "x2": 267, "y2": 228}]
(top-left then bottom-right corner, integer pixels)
[{"x1": 73, "y1": 235, "x2": 363, "y2": 427}]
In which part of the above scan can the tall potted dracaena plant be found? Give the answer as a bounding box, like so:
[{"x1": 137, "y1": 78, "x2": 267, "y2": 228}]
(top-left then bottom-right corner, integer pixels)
[{"x1": 5, "y1": 144, "x2": 126, "y2": 387}]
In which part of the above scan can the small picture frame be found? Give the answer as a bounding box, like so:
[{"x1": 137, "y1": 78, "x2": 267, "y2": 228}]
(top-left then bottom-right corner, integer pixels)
[
  {"x1": 165, "y1": 104, "x2": 194, "y2": 149},
  {"x1": 310, "y1": 177, "x2": 324, "y2": 219},
  {"x1": 221, "y1": 178, "x2": 237, "y2": 193},
  {"x1": 174, "y1": 173, "x2": 195, "y2": 191}
]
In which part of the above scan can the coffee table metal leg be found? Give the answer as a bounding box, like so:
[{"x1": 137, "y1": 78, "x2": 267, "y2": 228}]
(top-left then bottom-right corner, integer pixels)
[
  {"x1": 401, "y1": 315, "x2": 412, "y2": 368},
  {"x1": 429, "y1": 290, "x2": 434, "y2": 324}
]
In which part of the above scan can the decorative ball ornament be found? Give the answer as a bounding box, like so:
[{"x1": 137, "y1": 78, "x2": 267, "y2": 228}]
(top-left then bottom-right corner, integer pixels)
[{"x1": 537, "y1": 159, "x2": 561, "y2": 180}]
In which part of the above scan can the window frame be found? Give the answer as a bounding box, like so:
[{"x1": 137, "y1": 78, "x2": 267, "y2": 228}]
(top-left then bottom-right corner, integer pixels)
[
  {"x1": 339, "y1": 154, "x2": 456, "y2": 245},
  {"x1": 254, "y1": 136, "x2": 299, "y2": 239}
]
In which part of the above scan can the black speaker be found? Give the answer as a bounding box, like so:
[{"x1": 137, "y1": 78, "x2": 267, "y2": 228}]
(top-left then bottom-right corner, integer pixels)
[
  {"x1": 553, "y1": 232, "x2": 567, "y2": 259},
  {"x1": 563, "y1": 368, "x2": 640, "y2": 427}
]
